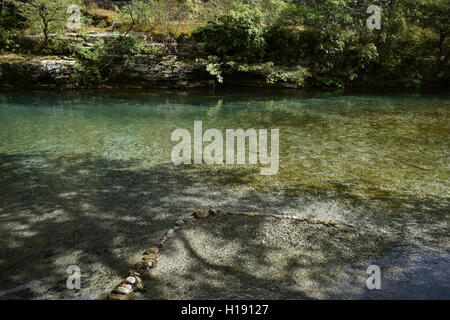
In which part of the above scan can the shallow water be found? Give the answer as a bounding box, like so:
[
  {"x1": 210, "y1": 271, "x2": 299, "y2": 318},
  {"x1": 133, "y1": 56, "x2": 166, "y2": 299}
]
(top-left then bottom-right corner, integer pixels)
[
  {"x1": 1, "y1": 90, "x2": 449, "y2": 200},
  {"x1": 0, "y1": 90, "x2": 449, "y2": 299}
]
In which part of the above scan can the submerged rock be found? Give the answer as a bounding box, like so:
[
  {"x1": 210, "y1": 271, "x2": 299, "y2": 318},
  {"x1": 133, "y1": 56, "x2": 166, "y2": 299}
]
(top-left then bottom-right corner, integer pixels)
[
  {"x1": 143, "y1": 253, "x2": 159, "y2": 260},
  {"x1": 142, "y1": 270, "x2": 161, "y2": 281},
  {"x1": 144, "y1": 247, "x2": 159, "y2": 255},
  {"x1": 193, "y1": 210, "x2": 209, "y2": 219},
  {"x1": 135, "y1": 276, "x2": 144, "y2": 290},
  {"x1": 107, "y1": 293, "x2": 131, "y2": 300},
  {"x1": 126, "y1": 276, "x2": 136, "y2": 285},
  {"x1": 113, "y1": 286, "x2": 131, "y2": 295},
  {"x1": 143, "y1": 260, "x2": 157, "y2": 268},
  {"x1": 209, "y1": 209, "x2": 219, "y2": 216}
]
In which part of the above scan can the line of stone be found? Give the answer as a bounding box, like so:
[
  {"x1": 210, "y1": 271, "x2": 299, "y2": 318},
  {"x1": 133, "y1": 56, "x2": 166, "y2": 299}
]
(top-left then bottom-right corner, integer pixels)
[{"x1": 105, "y1": 209, "x2": 350, "y2": 300}]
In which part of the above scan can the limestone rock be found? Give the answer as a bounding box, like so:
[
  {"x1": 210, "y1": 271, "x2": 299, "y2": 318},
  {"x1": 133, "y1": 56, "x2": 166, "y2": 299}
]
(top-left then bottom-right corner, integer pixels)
[
  {"x1": 107, "y1": 293, "x2": 130, "y2": 300},
  {"x1": 142, "y1": 270, "x2": 161, "y2": 281},
  {"x1": 193, "y1": 209, "x2": 209, "y2": 219},
  {"x1": 209, "y1": 209, "x2": 219, "y2": 216},
  {"x1": 126, "y1": 276, "x2": 136, "y2": 285},
  {"x1": 143, "y1": 253, "x2": 158, "y2": 260},
  {"x1": 144, "y1": 247, "x2": 159, "y2": 255},
  {"x1": 113, "y1": 286, "x2": 131, "y2": 295},
  {"x1": 143, "y1": 259, "x2": 157, "y2": 268}
]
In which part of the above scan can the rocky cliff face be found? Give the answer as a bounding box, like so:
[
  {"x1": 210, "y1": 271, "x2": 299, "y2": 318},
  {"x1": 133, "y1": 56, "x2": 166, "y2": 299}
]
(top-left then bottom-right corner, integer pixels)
[
  {"x1": 0, "y1": 54, "x2": 213, "y2": 90},
  {"x1": 122, "y1": 54, "x2": 214, "y2": 89},
  {"x1": 0, "y1": 56, "x2": 77, "y2": 89},
  {"x1": 0, "y1": 33, "x2": 302, "y2": 90}
]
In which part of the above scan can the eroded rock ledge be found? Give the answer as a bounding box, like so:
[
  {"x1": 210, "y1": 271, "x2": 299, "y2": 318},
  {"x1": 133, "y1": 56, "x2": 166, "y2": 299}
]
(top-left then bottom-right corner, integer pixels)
[{"x1": 0, "y1": 53, "x2": 215, "y2": 90}]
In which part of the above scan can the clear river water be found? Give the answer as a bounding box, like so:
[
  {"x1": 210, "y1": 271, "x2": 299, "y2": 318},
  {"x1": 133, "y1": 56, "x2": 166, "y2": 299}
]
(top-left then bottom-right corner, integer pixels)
[{"x1": 0, "y1": 90, "x2": 448, "y2": 299}]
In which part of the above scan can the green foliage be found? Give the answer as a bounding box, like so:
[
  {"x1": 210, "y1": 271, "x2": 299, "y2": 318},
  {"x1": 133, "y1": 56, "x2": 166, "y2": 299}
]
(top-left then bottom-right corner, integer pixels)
[
  {"x1": 406, "y1": 0, "x2": 450, "y2": 79},
  {"x1": 0, "y1": 1, "x2": 24, "y2": 30},
  {"x1": 117, "y1": 0, "x2": 196, "y2": 40},
  {"x1": 196, "y1": 55, "x2": 224, "y2": 83},
  {"x1": 0, "y1": 1, "x2": 24, "y2": 51},
  {"x1": 193, "y1": 2, "x2": 266, "y2": 62},
  {"x1": 7, "y1": 0, "x2": 78, "y2": 51},
  {"x1": 233, "y1": 62, "x2": 310, "y2": 87},
  {"x1": 264, "y1": 26, "x2": 306, "y2": 63},
  {"x1": 1, "y1": 0, "x2": 449, "y2": 89},
  {"x1": 73, "y1": 35, "x2": 148, "y2": 86},
  {"x1": 197, "y1": 57, "x2": 310, "y2": 87},
  {"x1": 276, "y1": 0, "x2": 377, "y2": 85},
  {"x1": 117, "y1": 0, "x2": 155, "y2": 33}
]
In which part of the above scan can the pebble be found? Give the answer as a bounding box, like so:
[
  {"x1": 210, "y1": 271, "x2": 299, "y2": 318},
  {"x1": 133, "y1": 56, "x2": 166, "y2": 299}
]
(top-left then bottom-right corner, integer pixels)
[
  {"x1": 208, "y1": 209, "x2": 219, "y2": 216},
  {"x1": 107, "y1": 293, "x2": 130, "y2": 300},
  {"x1": 113, "y1": 286, "x2": 131, "y2": 295},
  {"x1": 193, "y1": 209, "x2": 209, "y2": 219},
  {"x1": 136, "y1": 281, "x2": 144, "y2": 290},
  {"x1": 144, "y1": 247, "x2": 159, "y2": 255},
  {"x1": 143, "y1": 260, "x2": 157, "y2": 268},
  {"x1": 129, "y1": 271, "x2": 140, "y2": 277},
  {"x1": 120, "y1": 283, "x2": 132, "y2": 290},
  {"x1": 126, "y1": 276, "x2": 136, "y2": 285},
  {"x1": 142, "y1": 270, "x2": 161, "y2": 281},
  {"x1": 166, "y1": 229, "x2": 175, "y2": 237},
  {"x1": 135, "y1": 277, "x2": 144, "y2": 289},
  {"x1": 142, "y1": 253, "x2": 158, "y2": 260},
  {"x1": 133, "y1": 262, "x2": 145, "y2": 270}
]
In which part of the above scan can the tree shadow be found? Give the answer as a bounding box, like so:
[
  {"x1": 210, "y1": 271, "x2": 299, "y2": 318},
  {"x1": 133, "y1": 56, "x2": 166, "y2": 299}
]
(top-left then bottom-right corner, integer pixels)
[{"x1": 0, "y1": 150, "x2": 448, "y2": 299}]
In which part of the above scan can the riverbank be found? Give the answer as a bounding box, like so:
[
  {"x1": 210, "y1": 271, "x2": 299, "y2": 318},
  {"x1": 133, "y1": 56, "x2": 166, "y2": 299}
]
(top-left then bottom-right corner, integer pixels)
[{"x1": 1, "y1": 32, "x2": 448, "y2": 91}]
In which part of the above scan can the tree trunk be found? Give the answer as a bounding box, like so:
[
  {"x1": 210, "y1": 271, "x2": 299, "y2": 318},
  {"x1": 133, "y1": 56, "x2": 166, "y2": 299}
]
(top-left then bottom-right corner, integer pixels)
[{"x1": 435, "y1": 30, "x2": 447, "y2": 78}]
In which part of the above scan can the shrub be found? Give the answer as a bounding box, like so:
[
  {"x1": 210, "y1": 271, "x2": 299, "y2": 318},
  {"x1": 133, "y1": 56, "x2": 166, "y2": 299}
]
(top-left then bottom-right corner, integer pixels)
[
  {"x1": 7, "y1": 0, "x2": 79, "y2": 51},
  {"x1": 192, "y1": 2, "x2": 266, "y2": 62},
  {"x1": 116, "y1": 0, "x2": 155, "y2": 33},
  {"x1": 73, "y1": 35, "x2": 148, "y2": 86},
  {"x1": 117, "y1": 0, "x2": 195, "y2": 40}
]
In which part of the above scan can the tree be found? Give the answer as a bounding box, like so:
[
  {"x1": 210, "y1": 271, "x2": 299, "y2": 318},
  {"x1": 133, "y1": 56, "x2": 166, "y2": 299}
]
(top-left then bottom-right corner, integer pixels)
[
  {"x1": 407, "y1": 0, "x2": 450, "y2": 78},
  {"x1": 193, "y1": 2, "x2": 266, "y2": 61},
  {"x1": 117, "y1": 0, "x2": 154, "y2": 34},
  {"x1": 8, "y1": 0, "x2": 75, "y2": 50}
]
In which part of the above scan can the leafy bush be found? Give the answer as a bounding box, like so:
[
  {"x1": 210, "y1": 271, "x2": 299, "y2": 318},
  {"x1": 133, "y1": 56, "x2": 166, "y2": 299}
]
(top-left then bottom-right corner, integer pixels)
[
  {"x1": 117, "y1": 0, "x2": 155, "y2": 33},
  {"x1": 0, "y1": 1, "x2": 25, "y2": 30},
  {"x1": 193, "y1": 2, "x2": 266, "y2": 62},
  {"x1": 0, "y1": 0, "x2": 24, "y2": 51},
  {"x1": 7, "y1": 0, "x2": 80, "y2": 51},
  {"x1": 233, "y1": 62, "x2": 310, "y2": 87},
  {"x1": 264, "y1": 26, "x2": 309, "y2": 63},
  {"x1": 73, "y1": 35, "x2": 148, "y2": 86},
  {"x1": 117, "y1": 0, "x2": 195, "y2": 40}
]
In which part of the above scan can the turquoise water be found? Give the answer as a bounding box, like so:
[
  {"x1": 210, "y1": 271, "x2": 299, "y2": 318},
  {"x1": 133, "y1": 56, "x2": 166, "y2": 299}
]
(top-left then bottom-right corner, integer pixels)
[{"x1": 1, "y1": 90, "x2": 449, "y2": 201}]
